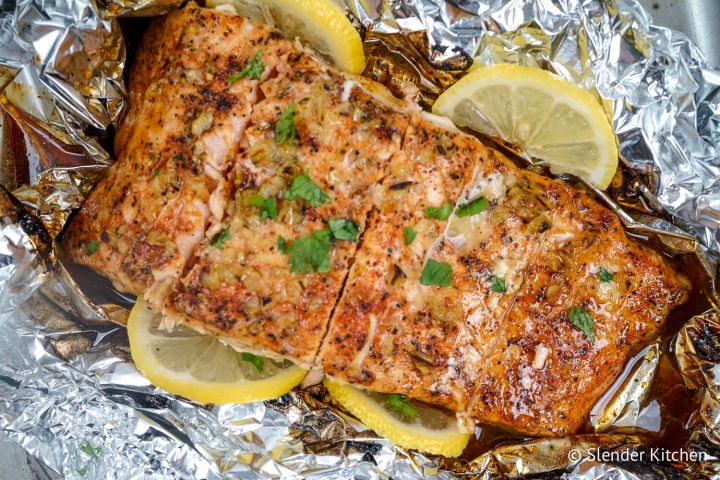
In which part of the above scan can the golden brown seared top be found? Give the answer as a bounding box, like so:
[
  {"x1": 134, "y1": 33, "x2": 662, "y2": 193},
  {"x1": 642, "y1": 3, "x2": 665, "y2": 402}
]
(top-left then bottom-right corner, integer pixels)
[
  {"x1": 467, "y1": 179, "x2": 691, "y2": 435},
  {"x1": 164, "y1": 47, "x2": 408, "y2": 367},
  {"x1": 64, "y1": 6, "x2": 295, "y2": 304},
  {"x1": 318, "y1": 116, "x2": 488, "y2": 411}
]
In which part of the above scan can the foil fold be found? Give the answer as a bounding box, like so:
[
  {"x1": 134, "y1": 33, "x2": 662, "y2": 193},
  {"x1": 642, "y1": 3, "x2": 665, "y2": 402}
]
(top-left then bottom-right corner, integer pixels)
[
  {"x1": 0, "y1": 186, "x2": 51, "y2": 320},
  {"x1": 1, "y1": 0, "x2": 720, "y2": 478},
  {"x1": 671, "y1": 311, "x2": 720, "y2": 478}
]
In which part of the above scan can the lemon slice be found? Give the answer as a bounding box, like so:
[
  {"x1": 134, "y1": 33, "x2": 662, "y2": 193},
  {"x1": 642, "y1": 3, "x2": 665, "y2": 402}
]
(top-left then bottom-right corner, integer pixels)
[
  {"x1": 127, "y1": 299, "x2": 307, "y2": 404},
  {"x1": 433, "y1": 64, "x2": 618, "y2": 189},
  {"x1": 324, "y1": 379, "x2": 470, "y2": 457},
  {"x1": 208, "y1": 0, "x2": 365, "y2": 74}
]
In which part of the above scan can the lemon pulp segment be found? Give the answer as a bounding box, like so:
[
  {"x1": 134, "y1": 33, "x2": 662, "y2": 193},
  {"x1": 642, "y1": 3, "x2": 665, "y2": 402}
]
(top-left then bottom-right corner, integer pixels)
[{"x1": 433, "y1": 64, "x2": 618, "y2": 189}]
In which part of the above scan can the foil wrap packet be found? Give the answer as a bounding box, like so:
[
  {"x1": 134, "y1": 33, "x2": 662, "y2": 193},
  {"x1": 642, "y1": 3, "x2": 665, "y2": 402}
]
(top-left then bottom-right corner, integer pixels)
[{"x1": 1, "y1": 0, "x2": 720, "y2": 478}]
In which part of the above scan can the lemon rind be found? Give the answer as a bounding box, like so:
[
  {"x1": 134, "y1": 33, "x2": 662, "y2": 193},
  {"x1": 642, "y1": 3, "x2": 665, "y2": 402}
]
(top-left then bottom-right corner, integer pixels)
[
  {"x1": 324, "y1": 379, "x2": 470, "y2": 457},
  {"x1": 432, "y1": 63, "x2": 617, "y2": 189}
]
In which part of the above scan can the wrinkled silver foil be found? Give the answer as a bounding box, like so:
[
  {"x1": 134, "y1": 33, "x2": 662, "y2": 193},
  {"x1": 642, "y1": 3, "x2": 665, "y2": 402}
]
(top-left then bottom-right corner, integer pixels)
[{"x1": 1, "y1": 0, "x2": 720, "y2": 478}]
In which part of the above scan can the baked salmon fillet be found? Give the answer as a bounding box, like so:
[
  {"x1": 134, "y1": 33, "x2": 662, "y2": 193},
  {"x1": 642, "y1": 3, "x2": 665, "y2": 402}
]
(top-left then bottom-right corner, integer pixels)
[
  {"x1": 419, "y1": 168, "x2": 691, "y2": 435},
  {"x1": 63, "y1": 6, "x2": 276, "y2": 305},
  {"x1": 64, "y1": 5, "x2": 691, "y2": 437},
  {"x1": 164, "y1": 42, "x2": 408, "y2": 367}
]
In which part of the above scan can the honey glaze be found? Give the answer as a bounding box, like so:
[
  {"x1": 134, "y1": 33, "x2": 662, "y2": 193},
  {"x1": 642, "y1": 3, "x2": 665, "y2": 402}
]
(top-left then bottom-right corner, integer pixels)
[{"x1": 458, "y1": 252, "x2": 709, "y2": 459}]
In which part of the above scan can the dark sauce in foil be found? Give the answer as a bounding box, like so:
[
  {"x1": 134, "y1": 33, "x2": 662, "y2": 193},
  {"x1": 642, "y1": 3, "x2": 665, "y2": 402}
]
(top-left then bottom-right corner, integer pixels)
[{"x1": 5, "y1": 15, "x2": 710, "y2": 463}]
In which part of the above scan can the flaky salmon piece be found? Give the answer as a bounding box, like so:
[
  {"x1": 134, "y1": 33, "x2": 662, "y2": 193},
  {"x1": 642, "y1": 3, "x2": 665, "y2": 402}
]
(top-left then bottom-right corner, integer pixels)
[
  {"x1": 164, "y1": 47, "x2": 408, "y2": 367},
  {"x1": 317, "y1": 116, "x2": 485, "y2": 411},
  {"x1": 465, "y1": 180, "x2": 691, "y2": 436},
  {"x1": 317, "y1": 118, "x2": 582, "y2": 413},
  {"x1": 64, "y1": 5, "x2": 690, "y2": 437},
  {"x1": 64, "y1": 6, "x2": 291, "y2": 306}
]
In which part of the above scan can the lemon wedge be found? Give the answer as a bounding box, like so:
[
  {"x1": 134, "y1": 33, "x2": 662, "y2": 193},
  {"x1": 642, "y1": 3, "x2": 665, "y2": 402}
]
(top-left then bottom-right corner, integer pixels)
[
  {"x1": 433, "y1": 64, "x2": 618, "y2": 189},
  {"x1": 324, "y1": 379, "x2": 470, "y2": 457},
  {"x1": 127, "y1": 299, "x2": 306, "y2": 404},
  {"x1": 208, "y1": 0, "x2": 365, "y2": 74}
]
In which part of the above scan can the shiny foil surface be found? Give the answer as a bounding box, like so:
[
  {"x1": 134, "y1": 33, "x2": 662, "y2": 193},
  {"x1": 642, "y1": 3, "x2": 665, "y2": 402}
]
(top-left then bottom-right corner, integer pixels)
[{"x1": 1, "y1": 0, "x2": 720, "y2": 478}]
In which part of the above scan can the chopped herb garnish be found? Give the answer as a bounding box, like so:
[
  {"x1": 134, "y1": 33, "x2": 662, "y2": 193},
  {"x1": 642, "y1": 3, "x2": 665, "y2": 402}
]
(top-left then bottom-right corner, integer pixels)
[
  {"x1": 404, "y1": 226, "x2": 417, "y2": 246},
  {"x1": 228, "y1": 50, "x2": 265, "y2": 82},
  {"x1": 86, "y1": 241, "x2": 98, "y2": 256},
  {"x1": 76, "y1": 467, "x2": 88, "y2": 476},
  {"x1": 425, "y1": 202, "x2": 452, "y2": 220},
  {"x1": 568, "y1": 306, "x2": 596, "y2": 342},
  {"x1": 275, "y1": 103, "x2": 297, "y2": 144},
  {"x1": 597, "y1": 267, "x2": 614, "y2": 283},
  {"x1": 277, "y1": 236, "x2": 288, "y2": 254},
  {"x1": 210, "y1": 229, "x2": 230, "y2": 249},
  {"x1": 79, "y1": 440, "x2": 101, "y2": 459},
  {"x1": 385, "y1": 393, "x2": 418, "y2": 419},
  {"x1": 286, "y1": 174, "x2": 330, "y2": 207},
  {"x1": 420, "y1": 259, "x2": 453, "y2": 287},
  {"x1": 456, "y1": 196, "x2": 488, "y2": 217},
  {"x1": 288, "y1": 229, "x2": 332, "y2": 274},
  {"x1": 328, "y1": 218, "x2": 360, "y2": 242},
  {"x1": 250, "y1": 195, "x2": 278, "y2": 220},
  {"x1": 152, "y1": 167, "x2": 161, "y2": 178},
  {"x1": 241, "y1": 352, "x2": 265, "y2": 373},
  {"x1": 282, "y1": 219, "x2": 357, "y2": 273},
  {"x1": 491, "y1": 276, "x2": 506, "y2": 293}
]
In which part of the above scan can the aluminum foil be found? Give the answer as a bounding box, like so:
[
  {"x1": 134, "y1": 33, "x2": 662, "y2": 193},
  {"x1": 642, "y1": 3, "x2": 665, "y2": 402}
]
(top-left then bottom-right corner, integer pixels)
[
  {"x1": 0, "y1": 186, "x2": 51, "y2": 320},
  {"x1": 1, "y1": 0, "x2": 720, "y2": 478}
]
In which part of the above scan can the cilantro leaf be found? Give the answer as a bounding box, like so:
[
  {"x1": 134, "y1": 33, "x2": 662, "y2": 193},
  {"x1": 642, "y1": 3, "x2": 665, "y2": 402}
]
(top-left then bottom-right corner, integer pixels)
[
  {"x1": 385, "y1": 393, "x2": 418, "y2": 420},
  {"x1": 286, "y1": 174, "x2": 330, "y2": 208},
  {"x1": 275, "y1": 103, "x2": 297, "y2": 144},
  {"x1": 229, "y1": 50, "x2": 265, "y2": 82},
  {"x1": 277, "y1": 236, "x2": 288, "y2": 254},
  {"x1": 328, "y1": 218, "x2": 360, "y2": 242},
  {"x1": 491, "y1": 276, "x2": 506, "y2": 293},
  {"x1": 250, "y1": 195, "x2": 278, "y2": 220},
  {"x1": 404, "y1": 226, "x2": 417, "y2": 246},
  {"x1": 86, "y1": 241, "x2": 98, "y2": 256},
  {"x1": 288, "y1": 229, "x2": 332, "y2": 274},
  {"x1": 241, "y1": 352, "x2": 265, "y2": 373},
  {"x1": 420, "y1": 259, "x2": 453, "y2": 287},
  {"x1": 210, "y1": 229, "x2": 230, "y2": 249},
  {"x1": 79, "y1": 440, "x2": 101, "y2": 459},
  {"x1": 568, "y1": 306, "x2": 596, "y2": 342},
  {"x1": 425, "y1": 202, "x2": 452, "y2": 220},
  {"x1": 597, "y1": 266, "x2": 614, "y2": 283},
  {"x1": 456, "y1": 197, "x2": 488, "y2": 217}
]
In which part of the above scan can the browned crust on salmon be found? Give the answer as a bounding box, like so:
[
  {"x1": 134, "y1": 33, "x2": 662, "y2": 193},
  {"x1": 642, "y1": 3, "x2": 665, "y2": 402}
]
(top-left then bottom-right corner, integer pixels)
[{"x1": 64, "y1": 5, "x2": 690, "y2": 437}]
